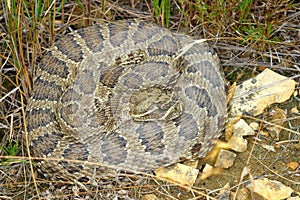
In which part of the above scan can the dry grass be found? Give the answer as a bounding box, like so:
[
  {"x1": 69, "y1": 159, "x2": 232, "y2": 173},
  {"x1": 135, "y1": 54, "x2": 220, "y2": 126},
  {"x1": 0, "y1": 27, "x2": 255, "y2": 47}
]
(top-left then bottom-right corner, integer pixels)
[{"x1": 1, "y1": 0, "x2": 299, "y2": 199}]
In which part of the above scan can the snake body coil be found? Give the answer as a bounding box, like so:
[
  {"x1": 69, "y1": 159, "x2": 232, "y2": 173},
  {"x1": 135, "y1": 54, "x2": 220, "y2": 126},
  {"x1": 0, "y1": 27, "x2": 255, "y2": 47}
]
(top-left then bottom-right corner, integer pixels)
[{"x1": 26, "y1": 19, "x2": 227, "y2": 182}]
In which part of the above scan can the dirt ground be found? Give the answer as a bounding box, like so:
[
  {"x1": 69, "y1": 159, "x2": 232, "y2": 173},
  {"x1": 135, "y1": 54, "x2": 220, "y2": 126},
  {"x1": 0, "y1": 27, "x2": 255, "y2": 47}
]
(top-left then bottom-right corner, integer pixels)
[{"x1": 0, "y1": 1, "x2": 299, "y2": 199}]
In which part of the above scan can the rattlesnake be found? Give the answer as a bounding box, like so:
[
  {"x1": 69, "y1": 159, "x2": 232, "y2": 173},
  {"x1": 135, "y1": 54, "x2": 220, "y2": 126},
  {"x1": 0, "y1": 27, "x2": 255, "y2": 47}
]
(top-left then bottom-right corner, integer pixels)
[{"x1": 25, "y1": 19, "x2": 227, "y2": 182}]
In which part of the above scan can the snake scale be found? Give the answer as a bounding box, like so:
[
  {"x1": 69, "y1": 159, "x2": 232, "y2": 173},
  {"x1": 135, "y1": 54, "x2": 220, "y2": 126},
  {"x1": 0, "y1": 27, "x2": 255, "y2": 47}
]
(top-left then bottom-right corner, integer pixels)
[{"x1": 25, "y1": 19, "x2": 227, "y2": 182}]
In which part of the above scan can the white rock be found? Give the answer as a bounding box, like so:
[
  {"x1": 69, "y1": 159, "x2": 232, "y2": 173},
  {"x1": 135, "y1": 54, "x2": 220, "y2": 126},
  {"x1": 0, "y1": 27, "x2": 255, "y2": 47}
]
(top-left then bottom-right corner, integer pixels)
[
  {"x1": 233, "y1": 119, "x2": 255, "y2": 136},
  {"x1": 249, "y1": 122, "x2": 259, "y2": 131},
  {"x1": 155, "y1": 163, "x2": 199, "y2": 186},
  {"x1": 247, "y1": 178, "x2": 294, "y2": 200},
  {"x1": 214, "y1": 149, "x2": 236, "y2": 168},
  {"x1": 232, "y1": 69, "x2": 296, "y2": 116},
  {"x1": 199, "y1": 163, "x2": 223, "y2": 180},
  {"x1": 228, "y1": 133, "x2": 248, "y2": 152}
]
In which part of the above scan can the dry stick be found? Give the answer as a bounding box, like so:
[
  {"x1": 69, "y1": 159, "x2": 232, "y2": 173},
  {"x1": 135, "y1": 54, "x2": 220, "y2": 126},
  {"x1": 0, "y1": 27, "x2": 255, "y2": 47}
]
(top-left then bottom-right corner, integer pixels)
[
  {"x1": 232, "y1": 113, "x2": 300, "y2": 200},
  {"x1": 243, "y1": 115, "x2": 300, "y2": 185},
  {"x1": 232, "y1": 125, "x2": 258, "y2": 200},
  {"x1": 22, "y1": 99, "x2": 41, "y2": 199},
  {"x1": 243, "y1": 116, "x2": 300, "y2": 185},
  {"x1": 251, "y1": 153, "x2": 300, "y2": 185},
  {"x1": 244, "y1": 115, "x2": 300, "y2": 136},
  {"x1": 43, "y1": 0, "x2": 56, "y2": 17},
  {"x1": 0, "y1": 87, "x2": 19, "y2": 103},
  {"x1": 0, "y1": 155, "x2": 217, "y2": 199}
]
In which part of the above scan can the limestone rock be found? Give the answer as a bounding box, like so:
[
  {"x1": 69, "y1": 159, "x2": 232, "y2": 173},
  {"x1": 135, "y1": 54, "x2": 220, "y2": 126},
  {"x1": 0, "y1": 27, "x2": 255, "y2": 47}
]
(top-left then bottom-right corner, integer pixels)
[{"x1": 232, "y1": 69, "x2": 296, "y2": 116}]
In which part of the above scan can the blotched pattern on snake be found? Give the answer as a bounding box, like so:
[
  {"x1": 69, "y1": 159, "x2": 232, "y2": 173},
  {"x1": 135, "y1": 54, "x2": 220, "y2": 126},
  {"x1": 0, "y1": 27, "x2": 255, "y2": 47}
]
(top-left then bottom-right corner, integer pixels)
[{"x1": 26, "y1": 19, "x2": 227, "y2": 182}]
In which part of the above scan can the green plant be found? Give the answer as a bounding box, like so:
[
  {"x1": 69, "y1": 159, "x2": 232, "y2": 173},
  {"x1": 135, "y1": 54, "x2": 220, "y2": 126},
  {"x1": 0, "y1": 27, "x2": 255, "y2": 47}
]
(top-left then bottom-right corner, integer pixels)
[
  {"x1": 154, "y1": 0, "x2": 170, "y2": 27},
  {"x1": 2, "y1": 141, "x2": 20, "y2": 157},
  {"x1": 237, "y1": 0, "x2": 253, "y2": 22},
  {"x1": 239, "y1": 22, "x2": 279, "y2": 50},
  {"x1": 1, "y1": 141, "x2": 22, "y2": 166}
]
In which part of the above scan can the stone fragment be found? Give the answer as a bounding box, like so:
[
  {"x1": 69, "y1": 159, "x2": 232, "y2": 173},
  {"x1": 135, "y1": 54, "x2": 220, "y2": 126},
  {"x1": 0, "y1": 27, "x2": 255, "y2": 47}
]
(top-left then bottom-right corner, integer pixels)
[
  {"x1": 155, "y1": 163, "x2": 199, "y2": 186},
  {"x1": 200, "y1": 163, "x2": 214, "y2": 180},
  {"x1": 232, "y1": 69, "x2": 296, "y2": 116},
  {"x1": 214, "y1": 149, "x2": 236, "y2": 168},
  {"x1": 205, "y1": 141, "x2": 232, "y2": 162},
  {"x1": 291, "y1": 106, "x2": 299, "y2": 114},
  {"x1": 249, "y1": 122, "x2": 259, "y2": 131},
  {"x1": 233, "y1": 119, "x2": 255, "y2": 136},
  {"x1": 227, "y1": 119, "x2": 256, "y2": 152},
  {"x1": 247, "y1": 178, "x2": 294, "y2": 200},
  {"x1": 259, "y1": 130, "x2": 270, "y2": 137},
  {"x1": 199, "y1": 163, "x2": 222, "y2": 180},
  {"x1": 228, "y1": 133, "x2": 247, "y2": 152},
  {"x1": 287, "y1": 161, "x2": 299, "y2": 171}
]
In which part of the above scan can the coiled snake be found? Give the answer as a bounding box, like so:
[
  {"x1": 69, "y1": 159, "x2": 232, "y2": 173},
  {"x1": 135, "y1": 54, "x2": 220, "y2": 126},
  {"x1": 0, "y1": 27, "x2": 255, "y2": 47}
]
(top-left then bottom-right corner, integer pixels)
[{"x1": 26, "y1": 19, "x2": 227, "y2": 182}]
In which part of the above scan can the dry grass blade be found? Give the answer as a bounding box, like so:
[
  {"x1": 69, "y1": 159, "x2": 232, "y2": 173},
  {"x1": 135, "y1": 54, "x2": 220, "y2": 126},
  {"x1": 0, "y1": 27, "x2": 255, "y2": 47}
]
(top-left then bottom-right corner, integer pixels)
[{"x1": 1, "y1": 0, "x2": 299, "y2": 199}]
